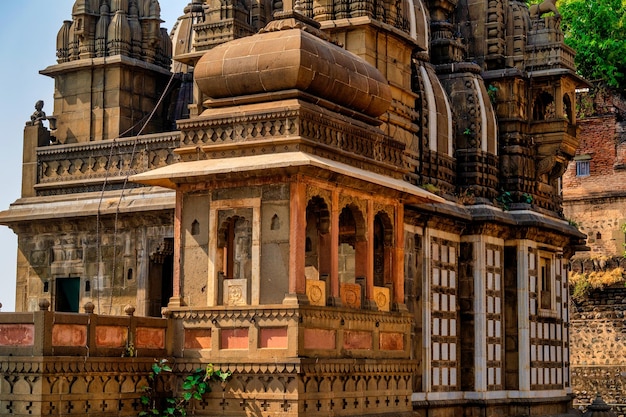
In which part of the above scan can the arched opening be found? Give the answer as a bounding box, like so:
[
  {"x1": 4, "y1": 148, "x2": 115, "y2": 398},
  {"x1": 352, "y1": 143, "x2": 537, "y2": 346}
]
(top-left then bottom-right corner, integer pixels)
[
  {"x1": 533, "y1": 92, "x2": 555, "y2": 121},
  {"x1": 217, "y1": 216, "x2": 252, "y2": 281},
  {"x1": 216, "y1": 215, "x2": 252, "y2": 306},
  {"x1": 148, "y1": 238, "x2": 174, "y2": 317},
  {"x1": 339, "y1": 205, "x2": 367, "y2": 308},
  {"x1": 374, "y1": 212, "x2": 394, "y2": 288},
  {"x1": 305, "y1": 197, "x2": 331, "y2": 282},
  {"x1": 563, "y1": 93, "x2": 573, "y2": 123}
]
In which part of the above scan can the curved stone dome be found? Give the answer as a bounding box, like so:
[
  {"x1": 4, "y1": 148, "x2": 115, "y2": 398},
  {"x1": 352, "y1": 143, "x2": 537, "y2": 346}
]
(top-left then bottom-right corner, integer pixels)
[{"x1": 194, "y1": 13, "x2": 392, "y2": 118}]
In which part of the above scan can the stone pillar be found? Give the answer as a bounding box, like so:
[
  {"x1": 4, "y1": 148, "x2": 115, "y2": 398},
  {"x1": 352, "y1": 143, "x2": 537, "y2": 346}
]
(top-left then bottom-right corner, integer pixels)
[
  {"x1": 393, "y1": 203, "x2": 405, "y2": 307},
  {"x1": 22, "y1": 125, "x2": 49, "y2": 198},
  {"x1": 366, "y1": 200, "x2": 375, "y2": 304},
  {"x1": 516, "y1": 240, "x2": 532, "y2": 391},
  {"x1": 288, "y1": 180, "x2": 306, "y2": 295},
  {"x1": 422, "y1": 226, "x2": 433, "y2": 391},
  {"x1": 463, "y1": 235, "x2": 486, "y2": 392},
  {"x1": 330, "y1": 189, "x2": 341, "y2": 305},
  {"x1": 168, "y1": 190, "x2": 185, "y2": 308}
]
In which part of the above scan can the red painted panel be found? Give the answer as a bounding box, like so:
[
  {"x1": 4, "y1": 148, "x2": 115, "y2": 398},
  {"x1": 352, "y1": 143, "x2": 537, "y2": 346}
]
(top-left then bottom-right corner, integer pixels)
[
  {"x1": 52, "y1": 324, "x2": 87, "y2": 346},
  {"x1": 379, "y1": 332, "x2": 404, "y2": 351},
  {"x1": 220, "y1": 328, "x2": 249, "y2": 350},
  {"x1": 184, "y1": 329, "x2": 212, "y2": 349},
  {"x1": 343, "y1": 331, "x2": 372, "y2": 350},
  {"x1": 259, "y1": 327, "x2": 288, "y2": 349},
  {"x1": 303, "y1": 328, "x2": 336, "y2": 350},
  {"x1": 0, "y1": 324, "x2": 35, "y2": 346},
  {"x1": 95, "y1": 326, "x2": 127, "y2": 348},
  {"x1": 136, "y1": 327, "x2": 165, "y2": 349}
]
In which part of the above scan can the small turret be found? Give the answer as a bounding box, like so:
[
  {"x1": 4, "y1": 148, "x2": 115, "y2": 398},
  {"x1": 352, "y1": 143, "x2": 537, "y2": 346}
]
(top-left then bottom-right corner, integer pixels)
[
  {"x1": 42, "y1": 0, "x2": 174, "y2": 143},
  {"x1": 108, "y1": 0, "x2": 132, "y2": 56}
]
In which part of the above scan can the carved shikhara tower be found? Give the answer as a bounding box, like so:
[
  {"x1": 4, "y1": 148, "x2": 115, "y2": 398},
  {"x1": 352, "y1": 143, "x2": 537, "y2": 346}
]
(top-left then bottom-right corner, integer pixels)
[{"x1": 0, "y1": 0, "x2": 588, "y2": 416}]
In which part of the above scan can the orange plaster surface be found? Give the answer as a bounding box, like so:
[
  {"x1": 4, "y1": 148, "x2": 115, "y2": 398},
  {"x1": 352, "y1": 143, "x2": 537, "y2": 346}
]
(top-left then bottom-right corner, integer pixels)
[
  {"x1": 52, "y1": 324, "x2": 87, "y2": 346},
  {"x1": 220, "y1": 328, "x2": 249, "y2": 350},
  {"x1": 95, "y1": 326, "x2": 127, "y2": 348},
  {"x1": 184, "y1": 329, "x2": 212, "y2": 349},
  {"x1": 379, "y1": 332, "x2": 404, "y2": 351},
  {"x1": 0, "y1": 324, "x2": 35, "y2": 346},
  {"x1": 343, "y1": 331, "x2": 372, "y2": 350},
  {"x1": 136, "y1": 327, "x2": 165, "y2": 349},
  {"x1": 259, "y1": 327, "x2": 288, "y2": 349},
  {"x1": 303, "y1": 328, "x2": 336, "y2": 350}
]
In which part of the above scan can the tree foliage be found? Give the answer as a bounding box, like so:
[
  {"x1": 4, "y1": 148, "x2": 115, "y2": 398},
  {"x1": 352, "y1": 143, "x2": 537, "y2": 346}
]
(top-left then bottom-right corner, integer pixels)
[{"x1": 559, "y1": 0, "x2": 626, "y2": 88}]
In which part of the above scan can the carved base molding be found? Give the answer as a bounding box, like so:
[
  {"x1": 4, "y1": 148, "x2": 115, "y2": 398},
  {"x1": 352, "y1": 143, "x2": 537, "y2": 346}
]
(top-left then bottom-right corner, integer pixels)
[{"x1": 0, "y1": 357, "x2": 416, "y2": 417}]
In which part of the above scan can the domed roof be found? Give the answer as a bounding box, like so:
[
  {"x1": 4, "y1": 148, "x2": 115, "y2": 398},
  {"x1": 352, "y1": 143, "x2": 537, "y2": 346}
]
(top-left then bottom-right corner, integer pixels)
[{"x1": 194, "y1": 10, "x2": 392, "y2": 118}]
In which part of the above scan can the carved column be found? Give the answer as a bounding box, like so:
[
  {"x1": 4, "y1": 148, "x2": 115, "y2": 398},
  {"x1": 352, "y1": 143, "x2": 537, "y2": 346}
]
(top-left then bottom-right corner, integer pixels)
[
  {"x1": 394, "y1": 203, "x2": 405, "y2": 307},
  {"x1": 330, "y1": 189, "x2": 340, "y2": 304},
  {"x1": 169, "y1": 190, "x2": 185, "y2": 308},
  {"x1": 366, "y1": 200, "x2": 375, "y2": 305},
  {"x1": 288, "y1": 180, "x2": 307, "y2": 296}
]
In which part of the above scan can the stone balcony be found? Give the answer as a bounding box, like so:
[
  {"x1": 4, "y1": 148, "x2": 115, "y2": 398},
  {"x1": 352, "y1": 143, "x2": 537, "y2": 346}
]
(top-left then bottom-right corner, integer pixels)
[
  {"x1": 168, "y1": 304, "x2": 413, "y2": 361},
  {"x1": 34, "y1": 131, "x2": 180, "y2": 196}
]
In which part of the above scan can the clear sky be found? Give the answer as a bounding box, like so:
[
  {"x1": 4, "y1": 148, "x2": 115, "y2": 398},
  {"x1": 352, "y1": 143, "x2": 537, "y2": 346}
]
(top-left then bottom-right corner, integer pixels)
[{"x1": 0, "y1": 1, "x2": 183, "y2": 311}]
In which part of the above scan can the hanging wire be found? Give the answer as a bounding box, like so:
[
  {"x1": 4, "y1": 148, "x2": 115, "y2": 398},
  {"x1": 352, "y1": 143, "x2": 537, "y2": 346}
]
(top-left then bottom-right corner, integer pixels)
[
  {"x1": 95, "y1": 10, "x2": 194, "y2": 314},
  {"x1": 107, "y1": 70, "x2": 179, "y2": 314}
]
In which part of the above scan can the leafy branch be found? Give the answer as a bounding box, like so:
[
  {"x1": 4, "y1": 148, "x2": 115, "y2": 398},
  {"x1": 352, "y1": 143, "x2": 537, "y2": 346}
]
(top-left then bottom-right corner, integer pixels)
[{"x1": 139, "y1": 359, "x2": 231, "y2": 417}]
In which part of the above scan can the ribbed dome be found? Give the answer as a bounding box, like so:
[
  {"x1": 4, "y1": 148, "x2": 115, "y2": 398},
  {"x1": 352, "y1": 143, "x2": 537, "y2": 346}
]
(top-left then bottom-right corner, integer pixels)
[{"x1": 194, "y1": 11, "x2": 392, "y2": 118}]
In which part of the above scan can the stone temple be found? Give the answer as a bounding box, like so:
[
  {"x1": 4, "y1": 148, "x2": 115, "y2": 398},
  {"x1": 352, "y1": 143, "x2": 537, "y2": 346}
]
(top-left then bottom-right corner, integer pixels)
[{"x1": 0, "y1": 0, "x2": 588, "y2": 416}]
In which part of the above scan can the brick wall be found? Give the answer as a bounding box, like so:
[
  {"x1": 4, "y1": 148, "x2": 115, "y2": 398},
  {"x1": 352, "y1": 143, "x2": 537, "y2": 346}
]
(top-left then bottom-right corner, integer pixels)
[
  {"x1": 562, "y1": 115, "x2": 624, "y2": 196},
  {"x1": 564, "y1": 89, "x2": 626, "y2": 257}
]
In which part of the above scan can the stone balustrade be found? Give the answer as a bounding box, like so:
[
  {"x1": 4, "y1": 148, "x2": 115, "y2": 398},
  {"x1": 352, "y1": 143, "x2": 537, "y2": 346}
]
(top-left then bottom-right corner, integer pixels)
[
  {"x1": 35, "y1": 131, "x2": 180, "y2": 195},
  {"x1": 0, "y1": 304, "x2": 415, "y2": 416},
  {"x1": 168, "y1": 304, "x2": 413, "y2": 361},
  {"x1": 0, "y1": 302, "x2": 168, "y2": 358}
]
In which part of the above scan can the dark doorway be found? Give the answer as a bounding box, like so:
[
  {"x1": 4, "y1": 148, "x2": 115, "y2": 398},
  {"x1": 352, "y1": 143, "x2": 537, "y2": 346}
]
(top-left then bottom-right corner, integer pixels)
[
  {"x1": 148, "y1": 238, "x2": 174, "y2": 317},
  {"x1": 55, "y1": 277, "x2": 80, "y2": 312}
]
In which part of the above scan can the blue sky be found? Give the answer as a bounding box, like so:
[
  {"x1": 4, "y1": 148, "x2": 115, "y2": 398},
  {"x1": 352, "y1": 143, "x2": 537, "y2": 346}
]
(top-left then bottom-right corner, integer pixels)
[{"x1": 0, "y1": 1, "x2": 182, "y2": 311}]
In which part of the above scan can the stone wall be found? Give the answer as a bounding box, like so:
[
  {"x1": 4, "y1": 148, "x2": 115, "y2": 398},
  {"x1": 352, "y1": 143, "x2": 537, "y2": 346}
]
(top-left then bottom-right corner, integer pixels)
[{"x1": 570, "y1": 286, "x2": 626, "y2": 415}]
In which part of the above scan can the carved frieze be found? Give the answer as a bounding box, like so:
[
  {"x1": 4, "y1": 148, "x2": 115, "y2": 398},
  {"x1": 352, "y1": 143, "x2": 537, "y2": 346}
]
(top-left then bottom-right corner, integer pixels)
[{"x1": 36, "y1": 133, "x2": 180, "y2": 195}]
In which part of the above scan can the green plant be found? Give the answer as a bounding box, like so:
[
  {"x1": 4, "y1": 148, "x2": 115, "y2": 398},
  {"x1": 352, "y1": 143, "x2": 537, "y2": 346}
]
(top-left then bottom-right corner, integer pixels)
[
  {"x1": 495, "y1": 191, "x2": 513, "y2": 210},
  {"x1": 463, "y1": 128, "x2": 473, "y2": 136},
  {"x1": 123, "y1": 342, "x2": 136, "y2": 358},
  {"x1": 569, "y1": 267, "x2": 625, "y2": 301},
  {"x1": 421, "y1": 183, "x2": 441, "y2": 194},
  {"x1": 521, "y1": 193, "x2": 533, "y2": 204},
  {"x1": 567, "y1": 218, "x2": 580, "y2": 228},
  {"x1": 560, "y1": 0, "x2": 626, "y2": 88},
  {"x1": 487, "y1": 84, "x2": 498, "y2": 104},
  {"x1": 571, "y1": 275, "x2": 591, "y2": 301},
  {"x1": 495, "y1": 191, "x2": 533, "y2": 210},
  {"x1": 140, "y1": 359, "x2": 231, "y2": 417}
]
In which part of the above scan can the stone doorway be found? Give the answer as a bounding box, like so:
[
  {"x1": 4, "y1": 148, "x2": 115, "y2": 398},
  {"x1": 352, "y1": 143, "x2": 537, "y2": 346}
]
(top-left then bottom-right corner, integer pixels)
[
  {"x1": 148, "y1": 238, "x2": 174, "y2": 317},
  {"x1": 55, "y1": 277, "x2": 80, "y2": 312}
]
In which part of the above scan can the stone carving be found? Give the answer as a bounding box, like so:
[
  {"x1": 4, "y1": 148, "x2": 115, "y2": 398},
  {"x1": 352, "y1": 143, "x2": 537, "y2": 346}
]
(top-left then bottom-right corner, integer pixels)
[
  {"x1": 529, "y1": 0, "x2": 559, "y2": 18},
  {"x1": 373, "y1": 286, "x2": 391, "y2": 312},
  {"x1": 340, "y1": 283, "x2": 362, "y2": 309},
  {"x1": 26, "y1": 100, "x2": 46, "y2": 126},
  {"x1": 306, "y1": 279, "x2": 326, "y2": 306},
  {"x1": 36, "y1": 132, "x2": 179, "y2": 195},
  {"x1": 224, "y1": 279, "x2": 248, "y2": 306}
]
